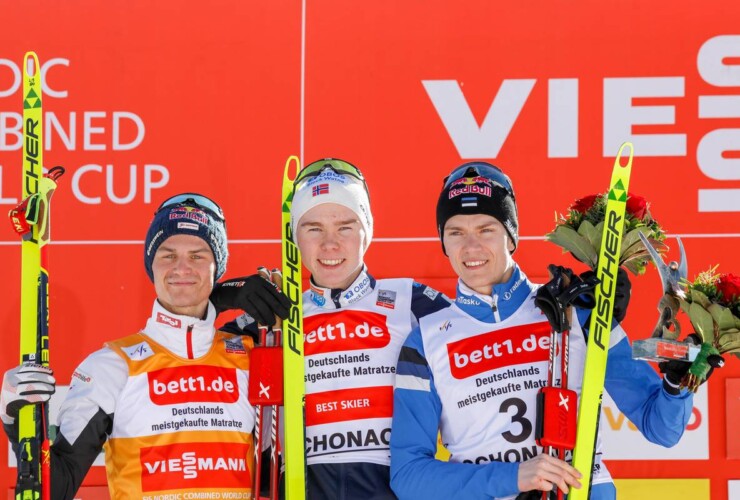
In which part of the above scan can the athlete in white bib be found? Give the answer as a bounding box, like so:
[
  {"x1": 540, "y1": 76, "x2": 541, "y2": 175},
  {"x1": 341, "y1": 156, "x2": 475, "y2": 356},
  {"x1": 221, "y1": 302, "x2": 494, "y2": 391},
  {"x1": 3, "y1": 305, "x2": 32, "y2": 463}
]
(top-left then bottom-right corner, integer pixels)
[
  {"x1": 219, "y1": 159, "x2": 450, "y2": 499},
  {"x1": 390, "y1": 162, "x2": 696, "y2": 500},
  {"x1": 1, "y1": 193, "x2": 289, "y2": 499}
]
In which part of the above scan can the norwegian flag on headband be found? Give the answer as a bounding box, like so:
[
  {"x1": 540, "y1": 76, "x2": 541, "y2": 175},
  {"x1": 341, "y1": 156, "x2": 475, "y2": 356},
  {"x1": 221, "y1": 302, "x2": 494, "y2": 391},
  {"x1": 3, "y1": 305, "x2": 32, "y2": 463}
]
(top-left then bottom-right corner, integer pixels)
[{"x1": 312, "y1": 183, "x2": 329, "y2": 196}]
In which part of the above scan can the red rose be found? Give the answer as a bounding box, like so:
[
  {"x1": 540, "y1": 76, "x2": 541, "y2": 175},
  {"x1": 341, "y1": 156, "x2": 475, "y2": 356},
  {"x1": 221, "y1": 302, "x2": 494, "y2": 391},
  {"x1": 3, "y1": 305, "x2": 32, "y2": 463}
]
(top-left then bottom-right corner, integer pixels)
[
  {"x1": 570, "y1": 194, "x2": 599, "y2": 214},
  {"x1": 717, "y1": 274, "x2": 740, "y2": 304},
  {"x1": 626, "y1": 193, "x2": 648, "y2": 220}
]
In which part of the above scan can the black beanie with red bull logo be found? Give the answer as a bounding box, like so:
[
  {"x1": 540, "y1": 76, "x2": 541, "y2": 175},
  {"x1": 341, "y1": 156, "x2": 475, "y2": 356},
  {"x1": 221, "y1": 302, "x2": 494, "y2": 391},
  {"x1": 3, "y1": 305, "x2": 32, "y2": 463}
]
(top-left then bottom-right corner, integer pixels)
[{"x1": 436, "y1": 161, "x2": 518, "y2": 255}]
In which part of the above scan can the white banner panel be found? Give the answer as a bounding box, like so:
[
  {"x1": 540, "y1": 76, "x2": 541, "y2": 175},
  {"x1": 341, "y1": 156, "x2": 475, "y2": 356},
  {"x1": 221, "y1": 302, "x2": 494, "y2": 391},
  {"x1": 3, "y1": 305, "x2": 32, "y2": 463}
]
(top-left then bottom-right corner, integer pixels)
[{"x1": 601, "y1": 385, "x2": 708, "y2": 460}]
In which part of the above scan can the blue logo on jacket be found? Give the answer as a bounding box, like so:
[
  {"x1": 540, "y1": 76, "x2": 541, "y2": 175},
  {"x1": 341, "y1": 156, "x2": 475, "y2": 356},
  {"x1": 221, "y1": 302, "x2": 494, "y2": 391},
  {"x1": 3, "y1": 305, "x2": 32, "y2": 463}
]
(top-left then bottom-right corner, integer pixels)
[{"x1": 311, "y1": 292, "x2": 326, "y2": 307}]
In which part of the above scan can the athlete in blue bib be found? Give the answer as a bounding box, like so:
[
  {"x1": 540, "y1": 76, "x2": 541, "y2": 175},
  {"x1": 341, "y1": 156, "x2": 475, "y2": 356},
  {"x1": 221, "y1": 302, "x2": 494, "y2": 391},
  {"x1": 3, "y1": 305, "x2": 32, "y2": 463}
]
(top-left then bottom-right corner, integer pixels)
[{"x1": 390, "y1": 162, "x2": 698, "y2": 500}]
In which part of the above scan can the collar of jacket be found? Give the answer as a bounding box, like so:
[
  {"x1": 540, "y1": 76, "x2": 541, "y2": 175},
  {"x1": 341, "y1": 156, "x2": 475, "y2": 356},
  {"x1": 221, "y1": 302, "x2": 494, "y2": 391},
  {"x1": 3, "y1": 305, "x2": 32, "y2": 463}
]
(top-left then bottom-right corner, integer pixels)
[
  {"x1": 142, "y1": 300, "x2": 217, "y2": 359},
  {"x1": 308, "y1": 266, "x2": 376, "y2": 310},
  {"x1": 455, "y1": 265, "x2": 535, "y2": 322}
]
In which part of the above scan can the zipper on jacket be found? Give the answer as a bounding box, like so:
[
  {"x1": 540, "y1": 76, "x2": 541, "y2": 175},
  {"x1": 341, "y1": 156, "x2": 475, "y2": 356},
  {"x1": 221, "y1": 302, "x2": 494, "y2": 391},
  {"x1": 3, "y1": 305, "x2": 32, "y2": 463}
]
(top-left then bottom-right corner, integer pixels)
[
  {"x1": 186, "y1": 325, "x2": 194, "y2": 359},
  {"x1": 491, "y1": 293, "x2": 501, "y2": 322}
]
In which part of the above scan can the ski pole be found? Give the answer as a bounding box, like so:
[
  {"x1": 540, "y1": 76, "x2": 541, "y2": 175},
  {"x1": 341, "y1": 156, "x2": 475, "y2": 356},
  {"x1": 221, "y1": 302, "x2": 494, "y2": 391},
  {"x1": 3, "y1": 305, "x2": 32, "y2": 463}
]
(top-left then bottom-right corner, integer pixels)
[
  {"x1": 540, "y1": 327, "x2": 570, "y2": 500},
  {"x1": 556, "y1": 327, "x2": 570, "y2": 500},
  {"x1": 544, "y1": 325, "x2": 558, "y2": 466},
  {"x1": 535, "y1": 266, "x2": 597, "y2": 500},
  {"x1": 248, "y1": 268, "x2": 286, "y2": 499},
  {"x1": 269, "y1": 269, "x2": 284, "y2": 500},
  {"x1": 252, "y1": 321, "x2": 268, "y2": 498}
]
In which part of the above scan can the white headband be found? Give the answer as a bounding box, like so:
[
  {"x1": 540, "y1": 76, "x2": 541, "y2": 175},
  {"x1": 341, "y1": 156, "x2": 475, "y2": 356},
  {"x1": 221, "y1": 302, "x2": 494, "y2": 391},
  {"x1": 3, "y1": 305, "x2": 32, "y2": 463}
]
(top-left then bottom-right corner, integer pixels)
[{"x1": 290, "y1": 169, "x2": 373, "y2": 249}]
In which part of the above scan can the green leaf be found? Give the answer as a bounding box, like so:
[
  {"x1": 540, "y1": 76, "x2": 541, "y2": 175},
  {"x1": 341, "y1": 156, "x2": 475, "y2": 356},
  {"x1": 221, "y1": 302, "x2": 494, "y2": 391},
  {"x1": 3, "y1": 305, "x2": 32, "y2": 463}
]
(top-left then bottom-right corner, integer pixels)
[
  {"x1": 718, "y1": 331, "x2": 740, "y2": 354},
  {"x1": 619, "y1": 249, "x2": 651, "y2": 275},
  {"x1": 625, "y1": 238, "x2": 667, "y2": 262},
  {"x1": 594, "y1": 221, "x2": 605, "y2": 248},
  {"x1": 621, "y1": 227, "x2": 653, "y2": 254},
  {"x1": 687, "y1": 302, "x2": 715, "y2": 344},
  {"x1": 688, "y1": 289, "x2": 712, "y2": 309},
  {"x1": 545, "y1": 225, "x2": 598, "y2": 268},
  {"x1": 622, "y1": 259, "x2": 643, "y2": 275},
  {"x1": 708, "y1": 303, "x2": 735, "y2": 331},
  {"x1": 577, "y1": 221, "x2": 601, "y2": 251},
  {"x1": 679, "y1": 297, "x2": 691, "y2": 315},
  {"x1": 620, "y1": 234, "x2": 667, "y2": 276},
  {"x1": 620, "y1": 244, "x2": 649, "y2": 262}
]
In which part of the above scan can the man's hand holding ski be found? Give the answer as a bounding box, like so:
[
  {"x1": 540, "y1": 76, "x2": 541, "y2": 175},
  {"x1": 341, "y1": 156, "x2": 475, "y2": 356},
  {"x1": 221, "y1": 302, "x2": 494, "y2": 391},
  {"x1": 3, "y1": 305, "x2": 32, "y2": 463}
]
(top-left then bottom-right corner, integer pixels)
[
  {"x1": 517, "y1": 453, "x2": 582, "y2": 498},
  {"x1": 1, "y1": 364, "x2": 55, "y2": 424}
]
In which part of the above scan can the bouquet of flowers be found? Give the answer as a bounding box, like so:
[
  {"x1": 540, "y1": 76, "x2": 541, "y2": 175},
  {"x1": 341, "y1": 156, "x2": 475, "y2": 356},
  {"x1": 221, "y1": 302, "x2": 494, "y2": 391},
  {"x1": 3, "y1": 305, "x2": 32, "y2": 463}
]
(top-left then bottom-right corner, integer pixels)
[
  {"x1": 545, "y1": 192, "x2": 666, "y2": 275},
  {"x1": 675, "y1": 267, "x2": 740, "y2": 389}
]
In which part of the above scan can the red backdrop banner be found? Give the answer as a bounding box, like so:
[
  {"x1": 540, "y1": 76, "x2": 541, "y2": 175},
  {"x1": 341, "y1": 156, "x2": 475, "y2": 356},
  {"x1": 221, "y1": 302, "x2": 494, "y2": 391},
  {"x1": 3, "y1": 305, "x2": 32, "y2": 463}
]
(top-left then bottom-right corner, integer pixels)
[{"x1": 1, "y1": 1, "x2": 738, "y2": 498}]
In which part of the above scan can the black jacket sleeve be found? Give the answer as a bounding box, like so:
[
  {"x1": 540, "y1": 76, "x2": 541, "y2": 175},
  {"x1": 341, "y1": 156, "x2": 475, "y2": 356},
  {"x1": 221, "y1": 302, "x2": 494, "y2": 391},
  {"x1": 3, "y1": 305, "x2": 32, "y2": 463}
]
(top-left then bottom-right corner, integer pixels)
[{"x1": 50, "y1": 409, "x2": 112, "y2": 500}]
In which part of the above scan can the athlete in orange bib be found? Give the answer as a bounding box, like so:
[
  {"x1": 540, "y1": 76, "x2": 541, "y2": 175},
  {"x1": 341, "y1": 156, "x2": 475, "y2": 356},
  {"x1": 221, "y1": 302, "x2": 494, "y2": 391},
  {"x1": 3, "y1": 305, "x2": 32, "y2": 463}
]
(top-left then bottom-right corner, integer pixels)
[{"x1": 2, "y1": 193, "x2": 289, "y2": 499}]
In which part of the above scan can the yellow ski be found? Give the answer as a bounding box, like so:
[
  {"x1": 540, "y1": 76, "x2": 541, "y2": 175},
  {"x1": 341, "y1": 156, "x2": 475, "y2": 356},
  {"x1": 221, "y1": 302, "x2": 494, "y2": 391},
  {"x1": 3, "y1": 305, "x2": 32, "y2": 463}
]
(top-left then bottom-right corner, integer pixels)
[
  {"x1": 13, "y1": 51, "x2": 64, "y2": 500},
  {"x1": 570, "y1": 142, "x2": 633, "y2": 499},
  {"x1": 281, "y1": 155, "x2": 306, "y2": 499},
  {"x1": 17, "y1": 51, "x2": 45, "y2": 500}
]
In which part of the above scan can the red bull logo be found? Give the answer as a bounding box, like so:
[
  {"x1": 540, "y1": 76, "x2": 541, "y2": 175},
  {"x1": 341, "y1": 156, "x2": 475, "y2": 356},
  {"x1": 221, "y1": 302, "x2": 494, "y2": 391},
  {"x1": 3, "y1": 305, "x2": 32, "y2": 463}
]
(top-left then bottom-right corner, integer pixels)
[
  {"x1": 448, "y1": 184, "x2": 492, "y2": 199},
  {"x1": 168, "y1": 206, "x2": 209, "y2": 225},
  {"x1": 450, "y1": 176, "x2": 492, "y2": 187}
]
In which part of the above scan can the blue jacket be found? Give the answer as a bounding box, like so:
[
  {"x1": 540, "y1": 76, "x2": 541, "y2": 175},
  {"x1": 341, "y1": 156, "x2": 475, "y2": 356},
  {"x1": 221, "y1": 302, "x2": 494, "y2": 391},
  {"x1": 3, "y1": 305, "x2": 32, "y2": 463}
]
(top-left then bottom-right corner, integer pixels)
[{"x1": 390, "y1": 265, "x2": 693, "y2": 500}]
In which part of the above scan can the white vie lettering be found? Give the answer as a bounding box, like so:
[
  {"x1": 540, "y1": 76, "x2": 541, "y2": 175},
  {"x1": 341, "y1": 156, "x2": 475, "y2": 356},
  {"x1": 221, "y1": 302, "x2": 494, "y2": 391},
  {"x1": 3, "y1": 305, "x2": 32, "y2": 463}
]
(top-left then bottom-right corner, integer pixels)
[
  {"x1": 603, "y1": 77, "x2": 686, "y2": 157},
  {"x1": 422, "y1": 36, "x2": 740, "y2": 212},
  {"x1": 422, "y1": 79, "x2": 535, "y2": 158}
]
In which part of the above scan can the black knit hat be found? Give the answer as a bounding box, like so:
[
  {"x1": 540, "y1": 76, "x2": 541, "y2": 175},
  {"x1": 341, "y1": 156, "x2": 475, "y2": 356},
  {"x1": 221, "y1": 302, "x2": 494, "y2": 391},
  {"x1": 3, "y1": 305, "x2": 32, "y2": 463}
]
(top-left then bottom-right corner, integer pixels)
[
  {"x1": 144, "y1": 193, "x2": 228, "y2": 282},
  {"x1": 436, "y1": 161, "x2": 518, "y2": 254}
]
